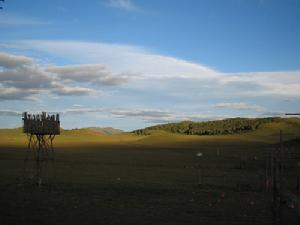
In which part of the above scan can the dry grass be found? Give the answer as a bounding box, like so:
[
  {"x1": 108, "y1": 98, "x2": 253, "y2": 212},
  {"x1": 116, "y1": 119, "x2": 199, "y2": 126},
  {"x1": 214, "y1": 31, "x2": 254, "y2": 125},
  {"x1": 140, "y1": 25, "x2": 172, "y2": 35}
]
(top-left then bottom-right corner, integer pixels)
[{"x1": 0, "y1": 120, "x2": 299, "y2": 225}]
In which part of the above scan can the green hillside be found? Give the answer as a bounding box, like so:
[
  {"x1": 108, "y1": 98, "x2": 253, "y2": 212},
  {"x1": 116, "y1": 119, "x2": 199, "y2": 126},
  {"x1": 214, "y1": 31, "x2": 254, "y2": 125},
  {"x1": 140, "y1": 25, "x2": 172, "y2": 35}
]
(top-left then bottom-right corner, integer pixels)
[
  {"x1": 1, "y1": 117, "x2": 300, "y2": 148},
  {"x1": 133, "y1": 117, "x2": 300, "y2": 136}
]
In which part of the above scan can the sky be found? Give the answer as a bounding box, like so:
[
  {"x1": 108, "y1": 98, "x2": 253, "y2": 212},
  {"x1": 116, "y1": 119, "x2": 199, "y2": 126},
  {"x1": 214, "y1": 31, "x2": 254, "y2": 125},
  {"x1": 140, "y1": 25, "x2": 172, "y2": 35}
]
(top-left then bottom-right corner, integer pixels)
[{"x1": 0, "y1": 0, "x2": 300, "y2": 131}]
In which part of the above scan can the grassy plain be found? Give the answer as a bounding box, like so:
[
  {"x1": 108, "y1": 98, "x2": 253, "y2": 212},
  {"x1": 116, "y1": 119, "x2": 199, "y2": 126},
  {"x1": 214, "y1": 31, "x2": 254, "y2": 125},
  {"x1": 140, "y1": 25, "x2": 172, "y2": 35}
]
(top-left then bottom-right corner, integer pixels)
[{"x1": 0, "y1": 120, "x2": 300, "y2": 225}]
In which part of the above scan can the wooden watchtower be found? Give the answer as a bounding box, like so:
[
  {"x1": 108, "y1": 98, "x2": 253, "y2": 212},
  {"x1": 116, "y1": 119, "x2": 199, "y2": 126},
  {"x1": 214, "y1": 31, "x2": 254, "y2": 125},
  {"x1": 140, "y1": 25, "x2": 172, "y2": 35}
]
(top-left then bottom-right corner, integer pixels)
[{"x1": 22, "y1": 112, "x2": 60, "y2": 186}]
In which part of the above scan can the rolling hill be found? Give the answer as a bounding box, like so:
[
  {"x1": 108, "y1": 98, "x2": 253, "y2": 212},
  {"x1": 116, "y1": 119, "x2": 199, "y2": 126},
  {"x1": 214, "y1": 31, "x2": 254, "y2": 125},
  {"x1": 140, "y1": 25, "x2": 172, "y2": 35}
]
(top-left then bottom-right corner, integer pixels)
[
  {"x1": 1, "y1": 117, "x2": 300, "y2": 148},
  {"x1": 85, "y1": 127, "x2": 123, "y2": 135},
  {"x1": 132, "y1": 117, "x2": 300, "y2": 136}
]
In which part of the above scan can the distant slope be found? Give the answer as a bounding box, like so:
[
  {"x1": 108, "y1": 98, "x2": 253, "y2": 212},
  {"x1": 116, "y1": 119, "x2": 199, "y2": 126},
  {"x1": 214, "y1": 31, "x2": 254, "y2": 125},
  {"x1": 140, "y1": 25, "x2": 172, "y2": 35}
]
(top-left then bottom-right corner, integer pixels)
[
  {"x1": 132, "y1": 117, "x2": 300, "y2": 136},
  {"x1": 0, "y1": 127, "x2": 127, "y2": 147},
  {"x1": 1, "y1": 118, "x2": 300, "y2": 147},
  {"x1": 85, "y1": 127, "x2": 124, "y2": 135}
]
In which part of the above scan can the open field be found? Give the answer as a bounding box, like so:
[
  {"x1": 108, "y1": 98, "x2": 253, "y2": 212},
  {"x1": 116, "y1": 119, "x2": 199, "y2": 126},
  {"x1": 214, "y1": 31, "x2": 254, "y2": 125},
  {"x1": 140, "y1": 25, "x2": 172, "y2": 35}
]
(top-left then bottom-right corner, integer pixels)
[{"x1": 0, "y1": 120, "x2": 300, "y2": 225}]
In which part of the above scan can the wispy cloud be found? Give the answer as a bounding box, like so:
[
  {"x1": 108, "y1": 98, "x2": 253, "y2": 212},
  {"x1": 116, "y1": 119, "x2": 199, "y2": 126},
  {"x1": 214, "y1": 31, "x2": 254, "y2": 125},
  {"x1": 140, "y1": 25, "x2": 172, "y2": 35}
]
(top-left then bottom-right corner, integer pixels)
[
  {"x1": 3, "y1": 40, "x2": 218, "y2": 79},
  {"x1": 0, "y1": 107, "x2": 225, "y2": 125},
  {"x1": 62, "y1": 107, "x2": 227, "y2": 124},
  {"x1": 0, "y1": 13, "x2": 50, "y2": 26},
  {"x1": 0, "y1": 109, "x2": 22, "y2": 117},
  {"x1": 107, "y1": 0, "x2": 141, "y2": 12},
  {"x1": 220, "y1": 71, "x2": 300, "y2": 97},
  {"x1": 213, "y1": 102, "x2": 266, "y2": 112},
  {"x1": 72, "y1": 104, "x2": 83, "y2": 107}
]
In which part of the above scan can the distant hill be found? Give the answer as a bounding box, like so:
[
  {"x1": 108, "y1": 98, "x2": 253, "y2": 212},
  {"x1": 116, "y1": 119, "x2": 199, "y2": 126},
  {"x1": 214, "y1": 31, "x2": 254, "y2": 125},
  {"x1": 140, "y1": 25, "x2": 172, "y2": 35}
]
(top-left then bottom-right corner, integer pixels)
[
  {"x1": 1, "y1": 118, "x2": 300, "y2": 147},
  {"x1": 132, "y1": 117, "x2": 300, "y2": 136},
  {"x1": 0, "y1": 126, "x2": 126, "y2": 147},
  {"x1": 85, "y1": 127, "x2": 124, "y2": 135}
]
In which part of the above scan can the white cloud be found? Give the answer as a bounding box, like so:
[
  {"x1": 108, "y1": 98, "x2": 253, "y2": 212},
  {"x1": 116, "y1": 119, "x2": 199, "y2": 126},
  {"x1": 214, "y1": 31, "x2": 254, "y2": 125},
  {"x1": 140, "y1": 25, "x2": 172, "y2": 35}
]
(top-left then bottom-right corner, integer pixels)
[
  {"x1": 107, "y1": 0, "x2": 141, "y2": 12},
  {"x1": 0, "y1": 52, "x2": 127, "y2": 100},
  {"x1": 0, "y1": 87, "x2": 40, "y2": 101},
  {"x1": 52, "y1": 84, "x2": 96, "y2": 96},
  {"x1": 47, "y1": 64, "x2": 129, "y2": 85},
  {"x1": 219, "y1": 71, "x2": 300, "y2": 97},
  {"x1": 4, "y1": 40, "x2": 218, "y2": 80},
  {"x1": 1, "y1": 40, "x2": 300, "y2": 128},
  {"x1": 7, "y1": 40, "x2": 300, "y2": 98},
  {"x1": 213, "y1": 102, "x2": 266, "y2": 112},
  {"x1": 0, "y1": 52, "x2": 33, "y2": 68},
  {"x1": 61, "y1": 107, "x2": 226, "y2": 124},
  {"x1": 0, "y1": 65, "x2": 53, "y2": 89}
]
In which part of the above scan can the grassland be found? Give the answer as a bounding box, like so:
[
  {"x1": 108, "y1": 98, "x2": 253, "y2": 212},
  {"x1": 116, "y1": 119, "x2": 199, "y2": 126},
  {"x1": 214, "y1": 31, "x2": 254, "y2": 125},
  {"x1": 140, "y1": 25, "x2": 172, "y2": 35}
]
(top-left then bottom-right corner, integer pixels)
[{"x1": 0, "y1": 119, "x2": 300, "y2": 225}]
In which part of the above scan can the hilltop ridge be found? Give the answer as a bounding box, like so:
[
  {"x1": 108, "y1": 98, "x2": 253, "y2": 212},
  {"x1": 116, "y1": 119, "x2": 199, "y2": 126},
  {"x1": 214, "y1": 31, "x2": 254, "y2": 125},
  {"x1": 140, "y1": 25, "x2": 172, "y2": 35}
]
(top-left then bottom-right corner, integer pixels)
[{"x1": 132, "y1": 117, "x2": 300, "y2": 136}]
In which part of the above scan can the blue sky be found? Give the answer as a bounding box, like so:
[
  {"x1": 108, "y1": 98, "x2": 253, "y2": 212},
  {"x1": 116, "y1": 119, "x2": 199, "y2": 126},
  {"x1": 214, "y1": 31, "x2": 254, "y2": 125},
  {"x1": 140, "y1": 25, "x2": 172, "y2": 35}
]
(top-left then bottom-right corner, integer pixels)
[{"x1": 0, "y1": 0, "x2": 300, "y2": 130}]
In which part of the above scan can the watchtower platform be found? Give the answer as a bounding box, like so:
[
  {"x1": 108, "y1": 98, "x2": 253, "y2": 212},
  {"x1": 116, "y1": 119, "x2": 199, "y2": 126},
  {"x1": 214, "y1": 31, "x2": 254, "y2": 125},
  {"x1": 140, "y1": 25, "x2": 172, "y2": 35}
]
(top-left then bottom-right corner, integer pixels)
[{"x1": 22, "y1": 112, "x2": 60, "y2": 186}]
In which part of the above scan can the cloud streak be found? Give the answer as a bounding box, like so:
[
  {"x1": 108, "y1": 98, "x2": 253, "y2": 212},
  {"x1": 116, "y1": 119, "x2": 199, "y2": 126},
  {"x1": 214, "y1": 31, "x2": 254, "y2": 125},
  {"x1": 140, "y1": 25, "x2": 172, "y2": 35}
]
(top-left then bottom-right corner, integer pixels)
[
  {"x1": 107, "y1": 0, "x2": 141, "y2": 12},
  {"x1": 0, "y1": 109, "x2": 22, "y2": 117},
  {"x1": 0, "y1": 107, "x2": 226, "y2": 125},
  {"x1": 213, "y1": 102, "x2": 266, "y2": 112},
  {"x1": 220, "y1": 71, "x2": 300, "y2": 97},
  {"x1": 62, "y1": 107, "x2": 227, "y2": 124}
]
